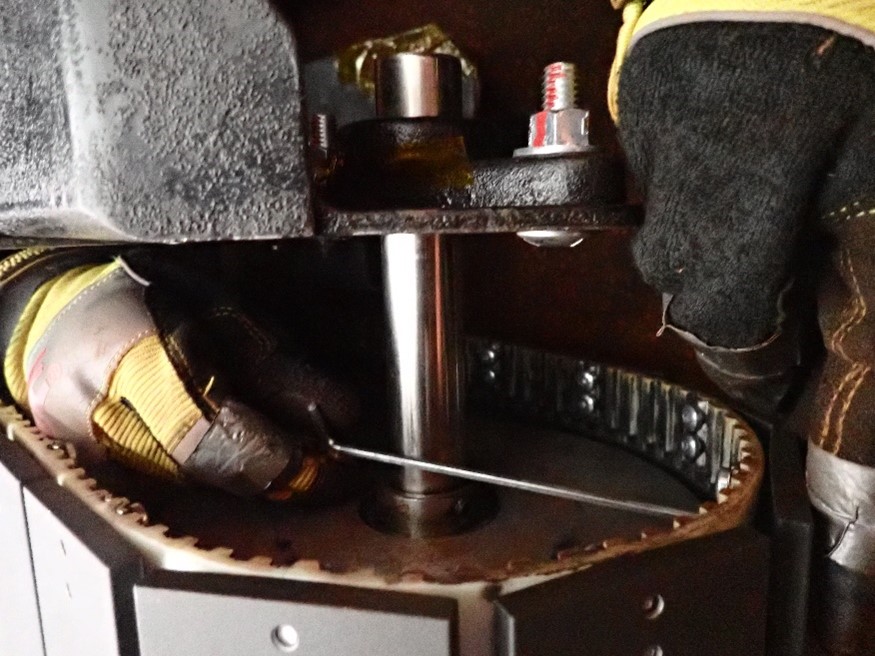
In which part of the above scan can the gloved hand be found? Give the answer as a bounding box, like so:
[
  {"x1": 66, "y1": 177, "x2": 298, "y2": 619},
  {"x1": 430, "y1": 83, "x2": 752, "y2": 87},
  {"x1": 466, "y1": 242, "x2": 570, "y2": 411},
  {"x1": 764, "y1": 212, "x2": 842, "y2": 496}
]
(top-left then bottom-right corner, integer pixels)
[
  {"x1": 612, "y1": 3, "x2": 875, "y2": 653},
  {"x1": 0, "y1": 247, "x2": 360, "y2": 502},
  {"x1": 616, "y1": 17, "x2": 875, "y2": 416}
]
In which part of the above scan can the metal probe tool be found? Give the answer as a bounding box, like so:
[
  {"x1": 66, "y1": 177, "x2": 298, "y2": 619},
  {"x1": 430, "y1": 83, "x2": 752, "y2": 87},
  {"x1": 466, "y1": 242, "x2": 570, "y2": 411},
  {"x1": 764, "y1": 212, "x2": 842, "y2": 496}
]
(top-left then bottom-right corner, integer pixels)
[{"x1": 308, "y1": 404, "x2": 696, "y2": 520}]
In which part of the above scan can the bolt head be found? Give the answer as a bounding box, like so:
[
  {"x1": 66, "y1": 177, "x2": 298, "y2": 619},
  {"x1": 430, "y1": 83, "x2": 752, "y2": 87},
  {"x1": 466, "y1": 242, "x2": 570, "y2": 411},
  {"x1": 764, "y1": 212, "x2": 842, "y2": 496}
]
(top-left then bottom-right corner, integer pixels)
[
  {"x1": 515, "y1": 108, "x2": 594, "y2": 157},
  {"x1": 272, "y1": 625, "x2": 300, "y2": 653}
]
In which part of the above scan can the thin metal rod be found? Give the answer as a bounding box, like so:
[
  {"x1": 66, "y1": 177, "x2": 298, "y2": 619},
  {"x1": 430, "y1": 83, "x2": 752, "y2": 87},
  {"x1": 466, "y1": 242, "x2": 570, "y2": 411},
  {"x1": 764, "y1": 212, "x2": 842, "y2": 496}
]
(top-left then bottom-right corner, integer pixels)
[
  {"x1": 327, "y1": 438, "x2": 692, "y2": 519},
  {"x1": 309, "y1": 404, "x2": 692, "y2": 519}
]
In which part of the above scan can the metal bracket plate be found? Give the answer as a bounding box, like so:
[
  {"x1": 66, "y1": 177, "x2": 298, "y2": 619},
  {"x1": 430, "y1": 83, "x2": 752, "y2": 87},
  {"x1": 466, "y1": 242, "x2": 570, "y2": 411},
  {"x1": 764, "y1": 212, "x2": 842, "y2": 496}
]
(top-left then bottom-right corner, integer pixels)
[
  {"x1": 24, "y1": 480, "x2": 143, "y2": 656},
  {"x1": 135, "y1": 570, "x2": 458, "y2": 656},
  {"x1": 0, "y1": 437, "x2": 48, "y2": 656},
  {"x1": 496, "y1": 527, "x2": 769, "y2": 656}
]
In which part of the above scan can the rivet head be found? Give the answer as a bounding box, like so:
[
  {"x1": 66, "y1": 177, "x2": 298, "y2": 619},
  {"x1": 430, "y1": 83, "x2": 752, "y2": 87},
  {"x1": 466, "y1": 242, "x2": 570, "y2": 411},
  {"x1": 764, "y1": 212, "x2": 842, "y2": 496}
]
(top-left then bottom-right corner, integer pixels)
[
  {"x1": 272, "y1": 625, "x2": 300, "y2": 653},
  {"x1": 681, "y1": 404, "x2": 704, "y2": 433},
  {"x1": 643, "y1": 594, "x2": 665, "y2": 620},
  {"x1": 681, "y1": 434, "x2": 704, "y2": 462},
  {"x1": 482, "y1": 369, "x2": 498, "y2": 383},
  {"x1": 479, "y1": 348, "x2": 498, "y2": 364},
  {"x1": 579, "y1": 395, "x2": 596, "y2": 415},
  {"x1": 576, "y1": 368, "x2": 597, "y2": 391}
]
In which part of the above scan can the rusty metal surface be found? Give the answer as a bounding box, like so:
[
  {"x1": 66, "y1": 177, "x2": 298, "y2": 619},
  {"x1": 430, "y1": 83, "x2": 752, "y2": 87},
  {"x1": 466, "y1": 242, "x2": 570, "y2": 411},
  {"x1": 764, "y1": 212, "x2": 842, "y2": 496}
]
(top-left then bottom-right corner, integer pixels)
[
  {"x1": 0, "y1": 342, "x2": 762, "y2": 634},
  {"x1": 319, "y1": 204, "x2": 638, "y2": 236},
  {"x1": 18, "y1": 336, "x2": 760, "y2": 585},
  {"x1": 0, "y1": 0, "x2": 312, "y2": 243}
]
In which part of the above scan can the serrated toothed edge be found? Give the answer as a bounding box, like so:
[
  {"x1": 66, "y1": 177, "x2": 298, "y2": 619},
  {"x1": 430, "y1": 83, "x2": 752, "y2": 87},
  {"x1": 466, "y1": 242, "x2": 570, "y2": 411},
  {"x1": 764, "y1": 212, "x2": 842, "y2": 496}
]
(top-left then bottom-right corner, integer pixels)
[{"x1": 0, "y1": 361, "x2": 763, "y2": 587}]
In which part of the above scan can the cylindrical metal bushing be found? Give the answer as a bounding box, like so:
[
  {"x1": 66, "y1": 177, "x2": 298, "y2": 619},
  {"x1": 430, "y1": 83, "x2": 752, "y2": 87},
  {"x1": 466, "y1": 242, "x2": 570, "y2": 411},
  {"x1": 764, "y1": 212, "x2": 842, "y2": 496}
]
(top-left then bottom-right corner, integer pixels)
[{"x1": 375, "y1": 53, "x2": 463, "y2": 119}]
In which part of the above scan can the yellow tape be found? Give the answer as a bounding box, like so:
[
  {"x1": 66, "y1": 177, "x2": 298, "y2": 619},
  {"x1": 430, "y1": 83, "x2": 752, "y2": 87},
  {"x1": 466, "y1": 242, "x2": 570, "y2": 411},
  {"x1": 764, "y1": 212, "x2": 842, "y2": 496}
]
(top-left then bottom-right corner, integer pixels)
[{"x1": 337, "y1": 23, "x2": 476, "y2": 95}]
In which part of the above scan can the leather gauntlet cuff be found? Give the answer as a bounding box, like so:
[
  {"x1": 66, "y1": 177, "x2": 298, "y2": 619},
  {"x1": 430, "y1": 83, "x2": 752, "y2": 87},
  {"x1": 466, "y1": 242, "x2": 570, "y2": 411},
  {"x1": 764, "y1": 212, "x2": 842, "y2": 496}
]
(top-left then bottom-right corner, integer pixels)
[
  {"x1": 808, "y1": 443, "x2": 875, "y2": 655},
  {"x1": 807, "y1": 442, "x2": 875, "y2": 575}
]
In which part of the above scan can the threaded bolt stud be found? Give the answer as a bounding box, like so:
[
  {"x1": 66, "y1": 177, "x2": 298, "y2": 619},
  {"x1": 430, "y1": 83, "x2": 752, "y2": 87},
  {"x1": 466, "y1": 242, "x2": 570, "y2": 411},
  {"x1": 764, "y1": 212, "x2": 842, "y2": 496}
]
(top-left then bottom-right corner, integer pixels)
[{"x1": 542, "y1": 62, "x2": 578, "y2": 112}]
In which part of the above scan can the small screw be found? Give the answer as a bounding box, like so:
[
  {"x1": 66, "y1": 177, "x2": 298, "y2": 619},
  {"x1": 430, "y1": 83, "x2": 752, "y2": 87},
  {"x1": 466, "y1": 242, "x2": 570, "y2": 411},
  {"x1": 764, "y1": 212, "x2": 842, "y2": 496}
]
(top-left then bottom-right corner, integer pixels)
[
  {"x1": 483, "y1": 369, "x2": 498, "y2": 383},
  {"x1": 272, "y1": 625, "x2": 300, "y2": 653}
]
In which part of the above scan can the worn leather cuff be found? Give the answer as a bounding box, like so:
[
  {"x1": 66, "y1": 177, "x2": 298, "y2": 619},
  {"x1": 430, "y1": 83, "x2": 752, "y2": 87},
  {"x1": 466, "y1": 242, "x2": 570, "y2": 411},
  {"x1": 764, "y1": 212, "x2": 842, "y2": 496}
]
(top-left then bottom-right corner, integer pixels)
[{"x1": 808, "y1": 442, "x2": 875, "y2": 575}]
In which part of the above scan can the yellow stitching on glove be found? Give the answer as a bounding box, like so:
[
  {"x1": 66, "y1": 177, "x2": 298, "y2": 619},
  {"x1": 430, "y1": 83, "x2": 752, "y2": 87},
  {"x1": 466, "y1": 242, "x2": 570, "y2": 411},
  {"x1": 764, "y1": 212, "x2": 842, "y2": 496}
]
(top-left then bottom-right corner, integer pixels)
[{"x1": 0, "y1": 248, "x2": 48, "y2": 280}]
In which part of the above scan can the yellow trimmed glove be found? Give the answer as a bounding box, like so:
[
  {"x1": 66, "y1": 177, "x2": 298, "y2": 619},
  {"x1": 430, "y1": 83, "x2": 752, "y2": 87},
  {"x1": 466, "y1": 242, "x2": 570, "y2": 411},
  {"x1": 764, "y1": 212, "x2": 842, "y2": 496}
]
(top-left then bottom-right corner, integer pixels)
[{"x1": 0, "y1": 247, "x2": 359, "y2": 502}]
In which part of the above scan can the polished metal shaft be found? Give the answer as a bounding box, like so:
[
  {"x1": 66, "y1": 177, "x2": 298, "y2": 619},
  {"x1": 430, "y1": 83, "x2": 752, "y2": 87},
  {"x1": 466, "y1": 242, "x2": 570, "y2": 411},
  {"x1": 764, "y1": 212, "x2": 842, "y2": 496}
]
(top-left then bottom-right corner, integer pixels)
[
  {"x1": 366, "y1": 54, "x2": 480, "y2": 535},
  {"x1": 383, "y1": 233, "x2": 464, "y2": 495}
]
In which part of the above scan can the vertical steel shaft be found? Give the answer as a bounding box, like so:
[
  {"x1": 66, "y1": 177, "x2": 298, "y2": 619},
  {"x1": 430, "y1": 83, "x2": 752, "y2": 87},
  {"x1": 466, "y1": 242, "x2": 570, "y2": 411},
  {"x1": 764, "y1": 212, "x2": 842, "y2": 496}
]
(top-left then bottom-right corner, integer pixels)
[
  {"x1": 383, "y1": 233, "x2": 464, "y2": 495},
  {"x1": 376, "y1": 53, "x2": 462, "y2": 494},
  {"x1": 362, "y1": 54, "x2": 493, "y2": 536},
  {"x1": 378, "y1": 54, "x2": 464, "y2": 500}
]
